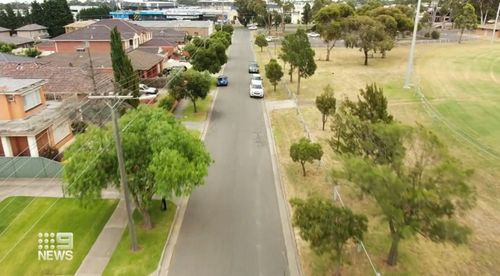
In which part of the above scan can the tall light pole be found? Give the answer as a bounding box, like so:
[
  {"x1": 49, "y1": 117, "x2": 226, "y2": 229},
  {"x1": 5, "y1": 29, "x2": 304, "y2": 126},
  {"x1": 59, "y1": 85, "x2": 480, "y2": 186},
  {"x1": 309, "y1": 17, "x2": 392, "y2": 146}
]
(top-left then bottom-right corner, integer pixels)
[
  {"x1": 404, "y1": 0, "x2": 423, "y2": 89},
  {"x1": 492, "y1": 2, "x2": 500, "y2": 43}
]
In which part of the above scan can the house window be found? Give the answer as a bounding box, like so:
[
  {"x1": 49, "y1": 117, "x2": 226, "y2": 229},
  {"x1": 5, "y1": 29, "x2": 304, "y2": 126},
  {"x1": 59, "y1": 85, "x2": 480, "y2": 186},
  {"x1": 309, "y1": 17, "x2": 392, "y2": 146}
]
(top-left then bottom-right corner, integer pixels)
[
  {"x1": 23, "y1": 90, "x2": 42, "y2": 111},
  {"x1": 52, "y1": 121, "x2": 71, "y2": 144}
]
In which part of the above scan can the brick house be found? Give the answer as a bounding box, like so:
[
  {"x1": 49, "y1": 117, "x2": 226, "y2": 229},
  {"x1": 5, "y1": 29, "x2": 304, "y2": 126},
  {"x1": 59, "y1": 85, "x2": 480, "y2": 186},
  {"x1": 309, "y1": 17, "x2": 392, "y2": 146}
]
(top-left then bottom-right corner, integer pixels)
[
  {"x1": 0, "y1": 78, "x2": 74, "y2": 157},
  {"x1": 15, "y1": 24, "x2": 49, "y2": 40},
  {"x1": 49, "y1": 19, "x2": 152, "y2": 54}
]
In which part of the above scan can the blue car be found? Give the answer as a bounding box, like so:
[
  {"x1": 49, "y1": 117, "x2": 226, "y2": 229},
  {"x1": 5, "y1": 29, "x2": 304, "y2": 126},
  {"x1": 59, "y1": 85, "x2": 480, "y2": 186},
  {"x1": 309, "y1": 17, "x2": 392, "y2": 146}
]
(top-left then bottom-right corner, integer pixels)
[{"x1": 217, "y1": 75, "x2": 229, "y2": 86}]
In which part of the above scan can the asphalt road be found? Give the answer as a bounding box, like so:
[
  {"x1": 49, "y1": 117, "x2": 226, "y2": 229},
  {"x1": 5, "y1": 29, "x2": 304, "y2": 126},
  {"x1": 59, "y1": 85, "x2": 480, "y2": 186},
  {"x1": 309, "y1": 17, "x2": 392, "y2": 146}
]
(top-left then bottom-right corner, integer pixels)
[{"x1": 168, "y1": 29, "x2": 288, "y2": 276}]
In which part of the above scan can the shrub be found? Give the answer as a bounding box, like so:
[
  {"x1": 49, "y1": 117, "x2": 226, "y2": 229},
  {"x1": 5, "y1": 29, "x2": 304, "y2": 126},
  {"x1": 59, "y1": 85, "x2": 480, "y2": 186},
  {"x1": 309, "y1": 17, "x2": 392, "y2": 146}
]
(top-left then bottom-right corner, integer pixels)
[
  {"x1": 71, "y1": 120, "x2": 88, "y2": 134},
  {"x1": 141, "y1": 77, "x2": 167, "y2": 89},
  {"x1": 39, "y1": 146, "x2": 61, "y2": 161},
  {"x1": 24, "y1": 48, "x2": 41, "y2": 57},
  {"x1": 158, "y1": 95, "x2": 177, "y2": 112},
  {"x1": 424, "y1": 32, "x2": 430, "y2": 38},
  {"x1": 431, "y1": 30, "x2": 440, "y2": 39}
]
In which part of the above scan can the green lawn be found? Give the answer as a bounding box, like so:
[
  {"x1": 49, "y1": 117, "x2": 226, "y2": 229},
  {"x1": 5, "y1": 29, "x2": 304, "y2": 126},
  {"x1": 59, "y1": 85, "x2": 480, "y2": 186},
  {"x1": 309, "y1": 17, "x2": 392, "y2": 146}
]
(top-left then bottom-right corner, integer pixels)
[
  {"x1": 180, "y1": 95, "x2": 213, "y2": 122},
  {"x1": 103, "y1": 200, "x2": 176, "y2": 276},
  {"x1": 268, "y1": 41, "x2": 500, "y2": 275},
  {"x1": 0, "y1": 196, "x2": 117, "y2": 275}
]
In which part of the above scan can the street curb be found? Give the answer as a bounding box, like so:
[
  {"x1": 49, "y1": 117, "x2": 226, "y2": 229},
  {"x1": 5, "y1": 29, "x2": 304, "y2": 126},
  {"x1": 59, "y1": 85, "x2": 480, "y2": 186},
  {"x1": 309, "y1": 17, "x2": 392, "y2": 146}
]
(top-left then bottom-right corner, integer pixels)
[{"x1": 262, "y1": 101, "x2": 303, "y2": 276}]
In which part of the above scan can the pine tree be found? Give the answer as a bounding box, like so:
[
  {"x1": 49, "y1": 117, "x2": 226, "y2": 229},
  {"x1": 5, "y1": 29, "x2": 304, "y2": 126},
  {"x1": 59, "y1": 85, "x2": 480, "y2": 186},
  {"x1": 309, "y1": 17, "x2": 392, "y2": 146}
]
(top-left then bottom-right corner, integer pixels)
[{"x1": 110, "y1": 27, "x2": 140, "y2": 108}]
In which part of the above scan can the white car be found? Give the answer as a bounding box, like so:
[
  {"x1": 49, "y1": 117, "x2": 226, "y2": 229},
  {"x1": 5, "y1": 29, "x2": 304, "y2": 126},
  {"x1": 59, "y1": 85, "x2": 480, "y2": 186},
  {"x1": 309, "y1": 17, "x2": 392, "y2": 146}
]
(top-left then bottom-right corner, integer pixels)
[
  {"x1": 248, "y1": 24, "x2": 258, "y2": 30},
  {"x1": 139, "y1": 84, "x2": 158, "y2": 95},
  {"x1": 265, "y1": 36, "x2": 276, "y2": 42},
  {"x1": 307, "y1": 32, "x2": 320, "y2": 38},
  {"x1": 249, "y1": 80, "x2": 264, "y2": 98},
  {"x1": 251, "y1": 73, "x2": 262, "y2": 82}
]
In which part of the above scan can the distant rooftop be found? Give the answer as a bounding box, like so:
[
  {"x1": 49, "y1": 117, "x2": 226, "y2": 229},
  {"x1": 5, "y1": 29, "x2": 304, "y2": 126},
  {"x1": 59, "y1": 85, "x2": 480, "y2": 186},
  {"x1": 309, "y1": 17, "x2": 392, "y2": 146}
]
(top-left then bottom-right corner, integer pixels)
[
  {"x1": 0, "y1": 35, "x2": 34, "y2": 46},
  {"x1": 134, "y1": 20, "x2": 213, "y2": 29},
  {"x1": 0, "y1": 77, "x2": 46, "y2": 94},
  {"x1": 52, "y1": 19, "x2": 149, "y2": 41},
  {"x1": 0, "y1": 53, "x2": 35, "y2": 62},
  {"x1": 64, "y1": 20, "x2": 97, "y2": 28},
  {"x1": 15, "y1": 24, "x2": 47, "y2": 31},
  {"x1": 0, "y1": 26, "x2": 10, "y2": 32}
]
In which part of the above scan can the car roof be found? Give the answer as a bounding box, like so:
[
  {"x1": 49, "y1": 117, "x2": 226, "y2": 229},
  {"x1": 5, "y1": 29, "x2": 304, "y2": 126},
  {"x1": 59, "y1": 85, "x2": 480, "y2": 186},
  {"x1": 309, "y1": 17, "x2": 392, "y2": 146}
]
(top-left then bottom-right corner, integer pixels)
[
  {"x1": 218, "y1": 75, "x2": 227, "y2": 78},
  {"x1": 251, "y1": 79, "x2": 263, "y2": 84}
]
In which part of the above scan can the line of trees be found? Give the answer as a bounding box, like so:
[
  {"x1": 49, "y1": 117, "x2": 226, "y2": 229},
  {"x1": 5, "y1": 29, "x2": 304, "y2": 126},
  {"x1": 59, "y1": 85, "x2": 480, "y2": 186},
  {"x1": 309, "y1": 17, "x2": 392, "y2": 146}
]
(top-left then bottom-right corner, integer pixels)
[{"x1": 0, "y1": 0, "x2": 73, "y2": 37}]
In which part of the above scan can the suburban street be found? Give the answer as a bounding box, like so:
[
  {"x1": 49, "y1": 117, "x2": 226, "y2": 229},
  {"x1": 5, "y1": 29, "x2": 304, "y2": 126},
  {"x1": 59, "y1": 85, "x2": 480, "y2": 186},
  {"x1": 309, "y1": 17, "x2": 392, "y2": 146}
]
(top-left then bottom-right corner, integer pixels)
[{"x1": 168, "y1": 28, "x2": 289, "y2": 276}]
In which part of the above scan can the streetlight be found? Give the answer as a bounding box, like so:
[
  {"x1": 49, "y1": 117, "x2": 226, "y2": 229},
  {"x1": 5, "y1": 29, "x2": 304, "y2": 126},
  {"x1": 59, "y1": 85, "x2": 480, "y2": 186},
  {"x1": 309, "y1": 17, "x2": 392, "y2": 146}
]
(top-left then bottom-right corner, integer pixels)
[{"x1": 404, "y1": 0, "x2": 423, "y2": 89}]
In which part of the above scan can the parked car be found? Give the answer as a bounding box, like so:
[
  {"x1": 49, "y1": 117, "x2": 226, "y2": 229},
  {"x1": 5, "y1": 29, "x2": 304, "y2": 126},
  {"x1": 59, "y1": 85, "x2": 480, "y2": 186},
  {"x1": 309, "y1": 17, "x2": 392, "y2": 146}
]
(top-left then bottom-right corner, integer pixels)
[
  {"x1": 163, "y1": 59, "x2": 191, "y2": 75},
  {"x1": 217, "y1": 75, "x2": 229, "y2": 86},
  {"x1": 248, "y1": 62, "x2": 259, "y2": 73},
  {"x1": 251, "y1": 73, "x2": 262, "y2": 82},
  {"x1": 139, "y1": 84, "x2": 158, "y2": 94},
  {"x1": 248, "y1": 24, "x2": 258, "y2": 30},
  {"x1": 307, "y1": 32, "x2": 320, "y2": 38},
  {"x1": 249, "y1": 80, "x2": 264, "y2": 98},
  {"x1": 265, "y1": 36, "x2": 276, "y2": 42}
]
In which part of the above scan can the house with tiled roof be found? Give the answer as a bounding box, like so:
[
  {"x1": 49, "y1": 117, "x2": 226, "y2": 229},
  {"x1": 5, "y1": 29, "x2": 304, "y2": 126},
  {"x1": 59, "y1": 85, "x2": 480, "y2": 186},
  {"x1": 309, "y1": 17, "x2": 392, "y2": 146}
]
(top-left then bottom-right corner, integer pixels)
[
  {"x1": 0, "y1": 35, "x2": 34, "y2": 48},
  {"x1": 0, "y1": 27, "x2": 10, "y2": 37},
  {"x1": 0, "y1": 77, "x2": 75, "y2": 157},
  {"x1": 15, "y1": 24, "x2": 49, "y2": 40},
  {"x1": 49, "y1": 19, "x2": 152, "y2": 54}
]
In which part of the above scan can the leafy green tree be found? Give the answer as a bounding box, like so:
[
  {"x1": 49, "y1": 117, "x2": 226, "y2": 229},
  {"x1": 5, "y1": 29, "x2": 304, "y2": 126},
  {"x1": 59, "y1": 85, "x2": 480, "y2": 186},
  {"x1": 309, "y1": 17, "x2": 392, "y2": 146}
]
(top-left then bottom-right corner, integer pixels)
[
  {"x1": 265, "y1": 58, "x2": 284, "y2": 91},
  {"x1": 366, "y1": 6, "x2": 414, "y2": 38},
  {"x1": 168, "y1": 69, "x2": 213, "y2": 113},
  {"x1": 342, "y1": 125, "x2": 476, "y2": 266},
  {"x1": 315, "y1": 84, "x2": 337, "y2": 130},
  {"x1": 345, "y1": 83, "x2": 393, "y2": 124},
  {"x1": 454, "y1": 3, "x2": 478, "y2": 43},
  {"x1": 291, "y1": 196, "x2": 368, "y2": 276},
  {"x1": 209, "y1": 39, "x2": 228, "y2": 65},
  {"x1": 235, "y1": 0, "x2": 265, "y2": 26},
  {"x1": 314, "y1": 3, "x2": 354, "y2": 61},
  {"x1": 343, "y1": 15, "x2": 389, "y2": 65},
  {"x1": 290, "y1": 137, "x2": 323, "y2": 176},
  {"x1": 190, "y1": 47, "x2": 222, "y2": 73},
  {"x1": 63, "y1": 106, "x2": 212, "y2": 229},
  {"x1": 254, "y1": 33, "x2": 268, "y2": 51},
  {"x1": 41, "y1": 0, "x2": 74, "y2": 37},
  {"x1": 311, "y1": 0, "x2": 333, "y2": 18},
  {"x1": 30, "y1": 1, "x2": 45, "y2": 26},
  {"x1": 302, "y1": 3, "x2": 313, "y2": 27},
  {"x1": 210, "y1": 30, "x2": 231, "y2": 47},
  {"x1": 280, "y1": 29, "x2": 317, "y2": 94},
  {"x1": 110, "y1": 27, "x2": 139, "y2": 108},
  {"x1": 215, "y1": 24, "x2": 234, "y2": 35}
]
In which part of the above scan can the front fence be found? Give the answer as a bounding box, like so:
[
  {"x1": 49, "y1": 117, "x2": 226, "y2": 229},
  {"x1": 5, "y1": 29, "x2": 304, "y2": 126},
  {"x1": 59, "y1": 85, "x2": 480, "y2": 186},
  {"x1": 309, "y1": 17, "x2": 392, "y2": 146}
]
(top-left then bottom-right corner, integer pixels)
[{"x1": 0, "y1": 157, "x2": 62, "y2": 178}]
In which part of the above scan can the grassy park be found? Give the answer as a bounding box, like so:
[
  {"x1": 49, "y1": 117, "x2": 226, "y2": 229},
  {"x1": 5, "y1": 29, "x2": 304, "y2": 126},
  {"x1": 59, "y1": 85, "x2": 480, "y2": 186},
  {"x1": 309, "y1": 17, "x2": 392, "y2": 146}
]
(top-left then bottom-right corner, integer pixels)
[
  {"x1": 0, "y1": 196, "x2": 117, "y2": 275},
  {"x1": 260, "y1": 41, "x2": 500, "y2": 275},
  {"x1": 103, "y1": 200, "x2": 176, "y2": 276}
]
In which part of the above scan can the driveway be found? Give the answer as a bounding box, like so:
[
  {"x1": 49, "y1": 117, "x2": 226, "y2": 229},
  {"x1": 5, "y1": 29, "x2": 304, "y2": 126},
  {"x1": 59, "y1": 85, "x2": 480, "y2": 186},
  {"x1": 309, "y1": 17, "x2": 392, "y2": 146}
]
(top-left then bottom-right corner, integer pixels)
[{"x1": 168, "y1": 29, "x2": 289, "y2": 276}]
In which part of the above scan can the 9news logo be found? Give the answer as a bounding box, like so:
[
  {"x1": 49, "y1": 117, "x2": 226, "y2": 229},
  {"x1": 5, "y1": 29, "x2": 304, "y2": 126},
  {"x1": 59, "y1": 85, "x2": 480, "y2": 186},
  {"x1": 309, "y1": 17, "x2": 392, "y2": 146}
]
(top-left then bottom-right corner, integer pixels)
[{"x1": 37, "y1": 232, "x2": 73, "y2": 261}]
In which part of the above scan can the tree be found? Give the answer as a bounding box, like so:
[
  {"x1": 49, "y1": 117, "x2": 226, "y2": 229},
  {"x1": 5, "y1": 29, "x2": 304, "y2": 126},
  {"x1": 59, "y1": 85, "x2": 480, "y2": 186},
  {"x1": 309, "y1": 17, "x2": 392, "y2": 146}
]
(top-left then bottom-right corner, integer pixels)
[
  {"x1": 342, "y1": 125, "x2": 476, "y2": 266},
  {"x1": 24, "y1": 48, "x2": 41, "y2": 57},
  {"x1": 265, "y1": 58, "x2": 284, "y2": 91},
  {"x1": 343, "y1": 15, "x2": 389, "y2": 65},
  {"x1": 314, "y1": 3, "x2": 354, "y2": 61},
  {"x1": 291, "y1": 197, "x2": 368, "y2": 276},
  {"x1": 190, "y1": 47, "x2": 222, "y2": 73},
  {"x1": 30, "y1": 1, "x2": 45, "y2": 26},
  {"x1": 302, "y1": 3, "x2": 313, "y2": 27},
  {"x1": 110, "y1": 27, "x2": 139, "y2": 108},
  {"x1": 315, "y1": 84, "x2": 337, "y2": 130},
  {"x1": 311, "y1": 0, "x2": 333, "y2": 18},
  {"x1": 63, "y1": 106, "x2": 212, "y2": 229},
  {"x1": 254, "y1": 33, "x2": 268, "y2": 52},
  {"x1": 280, "y1": 29, "x2": 317, "y2": 94},
  {"x1": 0, "y1": 43, "x2": 14, "y2": 53},
  {"x1": 77, "y1": 5, "x2": 111, "y2": 20},
  {"x1": 168, "y1": 69, "x2": 213, "y2": 113},
  {"x1": 40, "y1": 0, "x2": 74, "y2": 37},
  {"x1": 345, "y1": 83, "x2": 393, "y2": 124},
  {"x1": 235, "y1": 0, "x2": 265, "y2": 26},
  {"x1": 290, "y1": 137, "x2": 323, "y2": 176},
  {"x1": 454, "y1": 3, "x2": 478, "y2": 43}
]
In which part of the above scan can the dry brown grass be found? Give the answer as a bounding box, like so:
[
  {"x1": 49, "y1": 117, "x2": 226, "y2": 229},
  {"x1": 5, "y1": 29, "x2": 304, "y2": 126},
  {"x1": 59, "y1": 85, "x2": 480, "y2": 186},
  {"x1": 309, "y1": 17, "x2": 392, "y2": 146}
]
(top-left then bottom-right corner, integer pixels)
[{"x1": 268, "y1": 41, "x2": 500, "y2": 275}]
